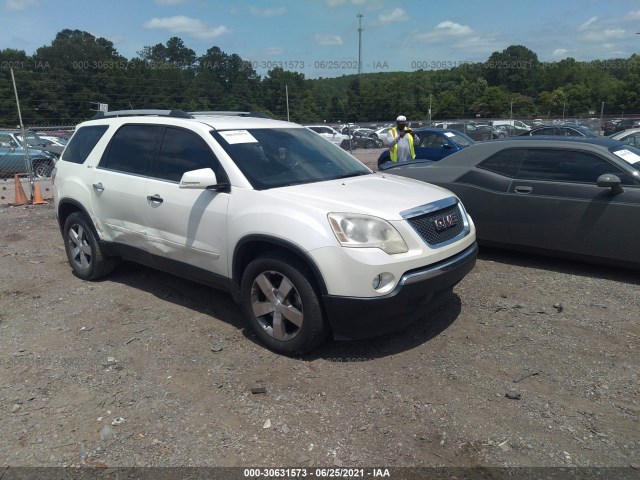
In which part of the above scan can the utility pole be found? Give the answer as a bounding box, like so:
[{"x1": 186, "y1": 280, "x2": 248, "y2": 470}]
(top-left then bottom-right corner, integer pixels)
[{"x1": 357, "y1": 13, "x2": 363, "y2": 79}]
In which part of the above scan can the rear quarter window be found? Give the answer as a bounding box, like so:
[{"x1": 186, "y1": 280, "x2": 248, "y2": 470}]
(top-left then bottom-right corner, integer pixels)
[{"x1": 61, "y1": 125, "x2": 109, "y2": 164}]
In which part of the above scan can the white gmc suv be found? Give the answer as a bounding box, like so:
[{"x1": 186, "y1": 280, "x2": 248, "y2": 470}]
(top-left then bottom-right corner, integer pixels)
[{"x1": 53, "y1": 110, "x2": 477, "y2": 355}]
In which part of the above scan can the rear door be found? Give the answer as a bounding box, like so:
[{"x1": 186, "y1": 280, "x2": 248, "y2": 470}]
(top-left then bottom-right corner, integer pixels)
[
  {"x1": 507, "y1": 148, "x2": 640, "y2": 262},
  {"x1": 93, "y1": 124, "x2": 161, "y2": 248}
]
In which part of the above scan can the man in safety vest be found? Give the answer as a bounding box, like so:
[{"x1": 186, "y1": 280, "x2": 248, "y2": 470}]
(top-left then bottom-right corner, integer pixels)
[{"x1": 386, "y1": 115, "x2": 416, "y2": 162}]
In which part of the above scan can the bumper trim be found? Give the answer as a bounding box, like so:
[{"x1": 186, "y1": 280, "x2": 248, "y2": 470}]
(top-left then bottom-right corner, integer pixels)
[{"x1": 323, "y1": 242, "x2": 478, "y2": 341}]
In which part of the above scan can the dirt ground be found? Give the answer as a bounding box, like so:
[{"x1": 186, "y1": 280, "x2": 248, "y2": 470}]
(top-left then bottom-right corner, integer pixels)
[{"x1": 0, "y1": 148, "x2": 639, "y2": 474}]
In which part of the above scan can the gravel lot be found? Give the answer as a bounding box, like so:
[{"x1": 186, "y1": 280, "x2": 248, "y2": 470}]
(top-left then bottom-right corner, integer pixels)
[{"x1": 0, "y1": 148, "x2": 639, "y2": 475}]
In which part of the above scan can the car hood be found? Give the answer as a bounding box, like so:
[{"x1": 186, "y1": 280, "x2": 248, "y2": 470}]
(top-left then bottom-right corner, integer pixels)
[{"x1": 266, "y1": 172, "x2": 455, "y2": 221}]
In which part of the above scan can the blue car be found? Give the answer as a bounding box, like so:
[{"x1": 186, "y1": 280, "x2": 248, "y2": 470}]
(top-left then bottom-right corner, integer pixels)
[{"x1": 377, "y1": 128, "x2": 475, "y2": 168}]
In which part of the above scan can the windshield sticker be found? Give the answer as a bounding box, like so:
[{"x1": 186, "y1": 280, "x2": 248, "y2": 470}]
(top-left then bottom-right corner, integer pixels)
[
  {"x1": 219, "y1": 130, "x2": 258, "y2": 144},
  {"x1": 614, "y1": 149, "x2": 640, "y2": 165},
  {"x1": 444, "y1": 132, "x2": 455, "y2": 137}
]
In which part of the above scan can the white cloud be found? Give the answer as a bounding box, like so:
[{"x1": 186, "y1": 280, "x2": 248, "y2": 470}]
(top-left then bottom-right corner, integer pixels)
[
  {"x1": 263, "y1": 47, "x2": 284, "y2": 56},
  {"x1": 552, "y1": 48, "x2": 569, "y2": 57},
  {"x1": 378, "y1": 8, "x2": 408, "y2": 24},
  {"x1": 579, "y1": 28, "x2": 626, "y2": 42},
  {"x1": 578, "y1": 16, "x2": 598, "y2": 31},
  {"x1": 249, "y1": 6, "x2": 287, "y2": 16},
  {"x1": 314, "y1": 34, "x2": 343, "y2": 45},
  {"x1": 4, "y1": 0, "x2": 39, "y2": 11},
  {"x1": 414, "y1": 21, "x2": 474, "y2": 42},
  {"x1": 144, "y1": 16, "x2": 229, "y2": 40},
  {"x1": 625, "y1": 10, "x2": 640, "y2": 21}
]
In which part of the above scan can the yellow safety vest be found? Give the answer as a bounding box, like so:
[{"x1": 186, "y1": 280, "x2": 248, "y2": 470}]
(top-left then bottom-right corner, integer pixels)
[{"x1": 389, "y1": 128, "x2": 416, "y2": 162}]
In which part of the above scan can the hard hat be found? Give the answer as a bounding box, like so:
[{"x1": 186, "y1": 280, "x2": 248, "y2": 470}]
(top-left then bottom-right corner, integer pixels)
[{"x1": 396, "y1": 115, "x2": 407, "y2": 122}]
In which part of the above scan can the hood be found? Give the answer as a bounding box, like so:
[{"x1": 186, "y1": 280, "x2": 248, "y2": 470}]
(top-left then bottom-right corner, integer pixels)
[{"x1": 264, "y1": 172, "x2": 456, "y2": 221}]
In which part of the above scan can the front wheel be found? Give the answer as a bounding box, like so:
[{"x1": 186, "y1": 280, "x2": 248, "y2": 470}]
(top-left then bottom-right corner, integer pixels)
[
  {"x1": 63, "y1": 212, "x2": 117, "y2": 280},
  {"x1": 365, "y1": 139, "x2": 376, "y2": 149},
  {"x1": 240, "y1": 254, "x2": 329, "y2": 355}
]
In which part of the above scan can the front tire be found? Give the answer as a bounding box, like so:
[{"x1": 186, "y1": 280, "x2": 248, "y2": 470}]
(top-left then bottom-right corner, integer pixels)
[
  {"x1": 63, "y1": 212, "x2": 117, "y2": 280},
  {"x1": 241, "y1": 254, "x2": 329, "y2": 355}
]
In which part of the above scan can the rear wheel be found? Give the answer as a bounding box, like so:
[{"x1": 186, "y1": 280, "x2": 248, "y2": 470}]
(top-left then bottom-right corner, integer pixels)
[
  {"x1": 241, "y1": 254, "x2": 329, "y2": 355},
  {"x1": 365, "y1": 139, "x2": 375, "y2": 149},
  {"x1": 63, "y1": 212, "x2": 117, "y2": 280},
  {"x1": 33, "y1": 159, "x2": 55, "y2": 178}
]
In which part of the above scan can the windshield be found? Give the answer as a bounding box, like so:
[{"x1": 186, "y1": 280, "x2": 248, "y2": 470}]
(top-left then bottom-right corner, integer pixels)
[
  {"x1": 18, "y1": 132, "x2": 48, "y2": 148},
  {"x1": 212, "y1": 127, "x2": 371, "y2": 189},
  {"x1": 611, "y1": 145, "x2": 640, "y2": 171},
  {"x1": 444, "y1": 131, "x2": 473, "y2": 147}
]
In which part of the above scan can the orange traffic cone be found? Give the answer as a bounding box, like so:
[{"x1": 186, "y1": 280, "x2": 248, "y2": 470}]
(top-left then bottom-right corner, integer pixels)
[
  {"x1": 13, "y1": 175, "x2": 28, "y2": 206},
  {"x1": 32, "y1": 182, "x2": 47, "y2": 205}
]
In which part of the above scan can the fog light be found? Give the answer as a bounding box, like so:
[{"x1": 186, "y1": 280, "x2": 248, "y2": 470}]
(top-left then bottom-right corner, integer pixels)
[{"x1": 372, "y1": 272, "x2": 395, "y2": 293}]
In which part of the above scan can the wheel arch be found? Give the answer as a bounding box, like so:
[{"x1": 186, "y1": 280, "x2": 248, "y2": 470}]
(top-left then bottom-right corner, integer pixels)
[
  {"x1": 232, "y1": 235, "x2": 329, "y2": 297},
  {"x1": 56, "y1": 198, "x2": 96, "y2": 236}
]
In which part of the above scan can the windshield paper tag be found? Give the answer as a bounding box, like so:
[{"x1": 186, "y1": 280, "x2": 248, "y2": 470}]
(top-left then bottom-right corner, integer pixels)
[
  {"x1": 219, "y1": 130, "x2": 258, "y2": 144},
  {"x1": 444, "y1": 132, "x2": 455, "y2": 137},
  {"x1": 614, "y1": 149, "x2": 640, "y2": 165}
]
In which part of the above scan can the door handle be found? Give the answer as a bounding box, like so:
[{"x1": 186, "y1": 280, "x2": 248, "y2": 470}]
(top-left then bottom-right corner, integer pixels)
[
  {"x1": 92, "y1": 182, "x2": 104, "y2": 191},
  {"x1": 514, "y1": 186, "x2": 533, "y2": 194},
  {"x1": 146, "y1": 194, "x2": 163, "y2": 204}
]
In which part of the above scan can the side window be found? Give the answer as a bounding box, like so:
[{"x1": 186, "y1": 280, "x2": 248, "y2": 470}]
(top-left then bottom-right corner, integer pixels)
[
  {"x1": 478, "y1": 149, "x2": 525, "y2": 177},
  {"x1": 0, "y1": 133, "x2": 14, "y2": 147},
  {"x1": 518, "y1": 149, "x2": 634, "y2": 184},
  {"x1": 155, "y1": 127, "x2": 227, "y2": 183},
  {"x1": 100, "y1": 125, "x2": 161, "y2": 176},
  {"x1": 61, "y1": 125, "x2": 109, "y2": 164}
]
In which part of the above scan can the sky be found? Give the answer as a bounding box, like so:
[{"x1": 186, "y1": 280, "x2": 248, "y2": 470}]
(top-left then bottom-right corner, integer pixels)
[{"x1": 1, "y1": 0, "x2": 639, "y2": 78}]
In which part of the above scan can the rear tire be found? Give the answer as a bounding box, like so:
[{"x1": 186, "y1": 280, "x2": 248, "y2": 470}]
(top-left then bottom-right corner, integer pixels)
[
  {"x1": 33, "y1": 159, "x2": 55, "y2": 178},
  {"x1": 240, "y1": 254, "x2": 329, "y2": 355},
  {"x1": 63, "y1": 212, "x2": 117, "y2": 280}
]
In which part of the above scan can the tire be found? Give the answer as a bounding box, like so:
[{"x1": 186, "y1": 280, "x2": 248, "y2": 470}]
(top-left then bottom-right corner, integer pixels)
[
  {"x1": 33, "y1": 159, "x2": 55, "y2": 178},
  {"x1": 365, "y1": 140, "x2": 375, "y2": 149},
  {"x1": 63, "y1": 212, "x2": 117, "y2": 280},
  {"x1": 240, "y1": 254, "x2": 329, "y2": 355}
]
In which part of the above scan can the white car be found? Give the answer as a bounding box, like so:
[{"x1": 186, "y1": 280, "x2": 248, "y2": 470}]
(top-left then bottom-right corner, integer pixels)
[
  {"x1": 610, "y1": 128, "x2": 640, "y2": 147},
  {"x1": 306, "y1": 125, "x2": 349, "y2": 148},
  {"x1": 53, "y1": 110, "x2": 477, "y2": 355}
]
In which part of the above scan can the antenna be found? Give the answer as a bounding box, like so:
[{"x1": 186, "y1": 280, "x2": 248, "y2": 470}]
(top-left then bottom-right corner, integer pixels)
[{"x1": 357, "y1": 13, "x2": 364, "y2": 78}]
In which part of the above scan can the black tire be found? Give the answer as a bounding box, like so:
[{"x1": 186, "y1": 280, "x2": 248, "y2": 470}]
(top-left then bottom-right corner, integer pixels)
[
  {"x1": 33, "y1": 159, "x2": 55, "y2": 178},
  {"x1": 365, "y1": 139, "x2": 376, "y2": 149},
  {"x1": 63, "y1": 212, "x2": 117, "y2": 280},
  {"x1": 240, "y1": 254, "x2": 329, "y2": 355}
]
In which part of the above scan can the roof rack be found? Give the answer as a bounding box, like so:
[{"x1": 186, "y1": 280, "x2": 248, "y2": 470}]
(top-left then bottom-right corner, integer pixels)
[
  {"x1": 90, "y1": 109, "x2": 193, "y2": 120},
  {"x1": 189, "y1": 111, "x2": 271, "y2": 119}
]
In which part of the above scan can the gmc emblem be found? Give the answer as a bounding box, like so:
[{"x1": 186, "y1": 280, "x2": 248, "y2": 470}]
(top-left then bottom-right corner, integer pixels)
[{"x1": 434, "y1": 213, "x2": 459, "y2": 231}]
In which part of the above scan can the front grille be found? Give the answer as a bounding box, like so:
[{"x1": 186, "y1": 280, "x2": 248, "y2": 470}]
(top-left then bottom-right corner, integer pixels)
[{"x1": 407, "y1": 203, "x2": 466, "y2": 246}]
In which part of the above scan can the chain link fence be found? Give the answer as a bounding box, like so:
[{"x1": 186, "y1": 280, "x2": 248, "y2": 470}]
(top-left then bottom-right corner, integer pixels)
[{"x1": 0, "y1": 125, "x2": 74, "y2": 206}]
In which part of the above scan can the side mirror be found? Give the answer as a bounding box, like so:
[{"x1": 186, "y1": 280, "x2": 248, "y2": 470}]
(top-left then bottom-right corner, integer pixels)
[
  {"x1": 597, "y1": 173, "x2": 624, "y2": 195},
  {"x1": 179, "y1": 167, "x2": 229, "y2": 191}
]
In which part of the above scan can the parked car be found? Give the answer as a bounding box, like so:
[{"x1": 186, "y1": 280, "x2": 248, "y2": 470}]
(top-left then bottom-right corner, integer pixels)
[
  {"x1": 379, "y1": 136, "x2": 640, "y2": 268},
  {"x1": 349, "y1": 128, "x2": 384, "y2": 148},
  {"x1": 491, "y1": 119, "x2": 532, "y2": 135},
  {"x1": 603, "y1": 119, "x2": 622, "y2": 136},
  {"x1": 0, "y1": 130, "x2": 58, "y2": 178},
  {"x1": 53, "y1": 109, "x2": 477, "y2": 355},
  {"x1": 377, "y1": 128, "x2": 475, "y2": 167},
  {"x1": 306, "y1": 125, "x2": 350, "y2": 149},
  {"x1": 609, "y1": 128, "x2": 640, "y2": 147},
  {"x1": 434, "y1": 122, "x2": 493, "y2": 142},
  {"x1": 613, "y1": 118, "x2": 640, "y2": 134},
  {"x1": 519, "y1": 125, "x2": 599, "y2": 138},
  {"x1": 374, "y1": 126, "x2": 394, "y2": 140}
]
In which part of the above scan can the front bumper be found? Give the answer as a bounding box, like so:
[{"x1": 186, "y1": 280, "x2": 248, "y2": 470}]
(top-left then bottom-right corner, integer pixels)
[{"x1": 323, "y1": 243, "x2": 478, "y2": 340}]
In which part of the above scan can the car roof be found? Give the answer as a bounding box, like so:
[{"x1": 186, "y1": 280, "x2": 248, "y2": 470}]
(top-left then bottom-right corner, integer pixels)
[{"x1": 495, "y1": 135, "x2": 624, "y2": 148}]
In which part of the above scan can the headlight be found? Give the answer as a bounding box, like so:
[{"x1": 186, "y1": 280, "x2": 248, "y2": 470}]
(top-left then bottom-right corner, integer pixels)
[{"x1": 328, "y1": 213, "x2": 408, "y2": 254}]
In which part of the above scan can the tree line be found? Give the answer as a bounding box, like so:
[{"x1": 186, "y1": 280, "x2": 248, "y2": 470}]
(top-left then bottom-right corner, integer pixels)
[{"x1": 1, "y1": 29, "x2": 639, "y2": 127}]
